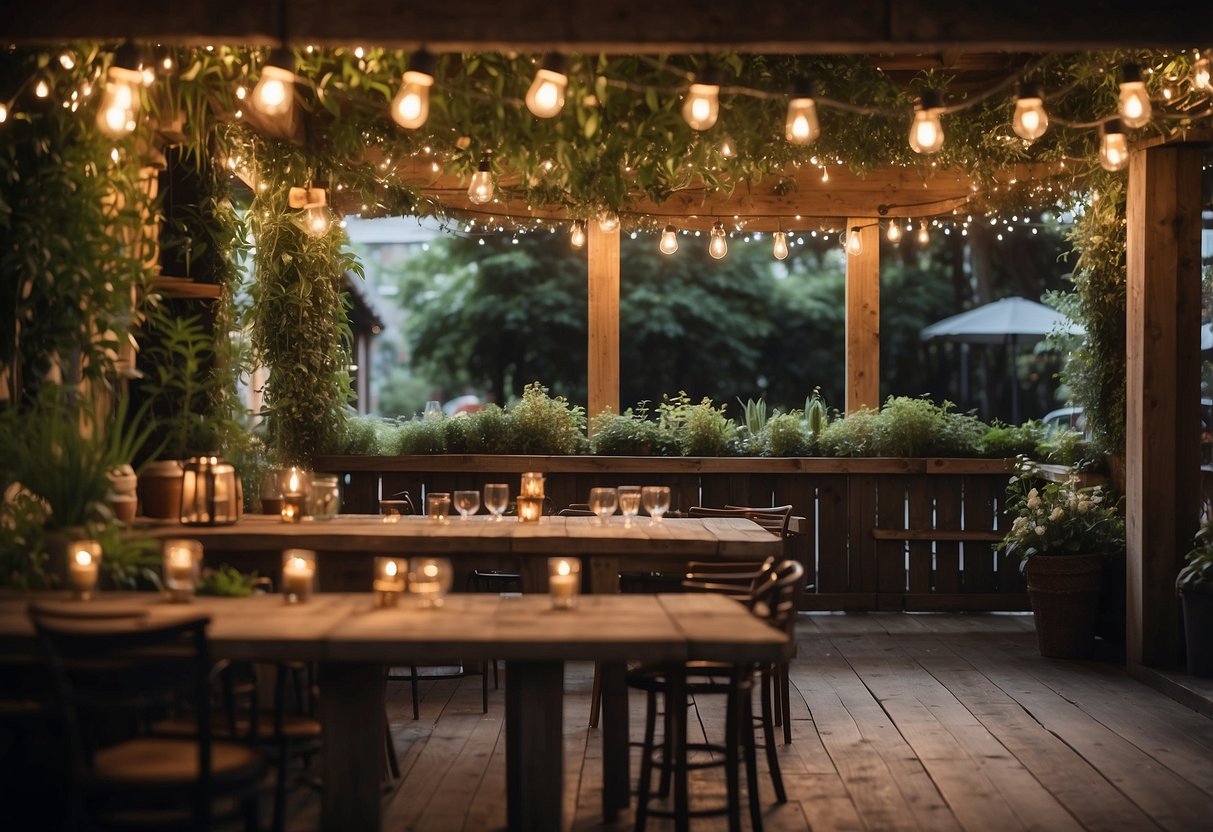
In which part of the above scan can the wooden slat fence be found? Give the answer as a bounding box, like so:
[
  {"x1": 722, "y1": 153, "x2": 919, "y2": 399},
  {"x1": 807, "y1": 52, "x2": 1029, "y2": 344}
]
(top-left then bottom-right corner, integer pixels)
[{"x1": 312, "y1": 455, "x2": 1026, "y2": 612}]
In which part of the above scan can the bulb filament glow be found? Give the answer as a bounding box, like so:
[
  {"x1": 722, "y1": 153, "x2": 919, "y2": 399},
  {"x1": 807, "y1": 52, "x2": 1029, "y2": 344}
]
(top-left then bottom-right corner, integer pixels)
[
  {"x1": 468, "y1": 155, "x2": 494, "y2": 204},
  {"x1": 887, "y1": 222, "x2": 902, "y2": 243},
  {"x1": 708, "y1": 224, "x2": 728, "y2": 259},
  {"x1": 525, "y1": 58, "x2": 569, "y2": 118},
  {"x1": 1099, "y1": 120, "x2": 1129, "y2": 171},
  {"x1": 772, "y1": 231, "x2": 789, "y2": 260},
  {"x1": 845, "y1": 226, "x2": 863, "y2": 257},
  {"x1": 659, "y1": 225, "x2": 679, "y2": 255},
  {"x1": 682, "y1": 78, "x2": 720, "y2": 131},
  {"x1": 391, "y1": 64, "x2": 434, "y2": 130},
  {"x1": 570, "y1": 220, "x2": 586, "y2": 248},
  {"x1": 785, "y1": 96, "x2": 820, "y2": 145},
  {"x1": 1118, "y1": 65, "x2": 1151, "y2": 129}
]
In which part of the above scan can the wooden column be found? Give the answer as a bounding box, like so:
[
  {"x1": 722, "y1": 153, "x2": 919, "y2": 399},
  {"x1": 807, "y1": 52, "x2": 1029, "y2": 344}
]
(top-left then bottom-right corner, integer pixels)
[
  {"x1": 1125, "y1": 143, "x2": 1204, "y2": 669},
  {"x1": 587, "y1": 223, "x2": 620, "y2": 422},
  {"x1": 845, "y1": 219, "x2": 880, "y2": 412}
]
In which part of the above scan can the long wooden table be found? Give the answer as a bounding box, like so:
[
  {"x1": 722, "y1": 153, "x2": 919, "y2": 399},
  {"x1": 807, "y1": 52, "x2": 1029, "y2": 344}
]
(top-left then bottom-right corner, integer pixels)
[
  {"x1": 142, "y1": 514, "x2": 783, "y2": 593},
  {"x1": 0, "y1": 591, "x2": 789, "y2": 832}
]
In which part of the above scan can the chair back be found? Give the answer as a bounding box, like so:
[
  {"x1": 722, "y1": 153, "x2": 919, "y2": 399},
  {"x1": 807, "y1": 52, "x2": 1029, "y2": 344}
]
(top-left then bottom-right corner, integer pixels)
[
  {"x1": 682, "y1": 557, "x2": 776, "y2": 598},
  {"x1": 689, "y1": 505, "x2": 793, "y2": 540},
  {"x1": 557, "y1": 507, "x2": 596, "y2": 517},
  {"x1": 749, "y1": 560, "x2": 805, "y2": 639}
]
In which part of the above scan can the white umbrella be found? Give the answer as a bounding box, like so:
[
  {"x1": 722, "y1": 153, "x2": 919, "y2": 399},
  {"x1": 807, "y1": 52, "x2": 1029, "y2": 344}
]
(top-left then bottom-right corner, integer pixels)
[{"x1": 920, "y1": 297, "x2": 1084, "y2": 423}]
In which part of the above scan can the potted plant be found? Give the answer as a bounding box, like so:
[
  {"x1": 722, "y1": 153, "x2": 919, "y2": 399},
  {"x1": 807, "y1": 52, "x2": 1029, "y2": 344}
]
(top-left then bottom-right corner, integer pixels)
[
  {"x1": 999, "y1": 457, "x2": 1125, "y2": 658},
  {"x1": 1177, "y1": 523, "x2": 1213, "y2": 676}
]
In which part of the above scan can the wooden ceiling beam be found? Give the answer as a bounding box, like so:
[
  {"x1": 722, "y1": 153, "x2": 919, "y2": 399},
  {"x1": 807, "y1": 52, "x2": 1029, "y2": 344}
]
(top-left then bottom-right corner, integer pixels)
[{"x1": 7, "y1": 1, "x2": 1211, "y2": 52}]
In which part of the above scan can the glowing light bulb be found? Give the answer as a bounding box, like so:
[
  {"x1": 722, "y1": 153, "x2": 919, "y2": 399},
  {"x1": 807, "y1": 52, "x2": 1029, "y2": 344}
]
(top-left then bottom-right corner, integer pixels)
[
  {"x1": 682, "y1": 68, "x2": 720, "y2": 131},
  {"x1": 1118, "y1": 64, "x2": 1151, "y2": 128},
  {"x1": 467, "y1": 154, "x2": 494, "y2": 204},
  {"x1": 525, "y1": 55, "x2": 568, "y2": 118},
  {"x1": 772, "y1": 231, "x2": 789, "y2": 261},
  {"x1": 95, "y1": 43, "x2": 142, "y2": 139},
  {"x1": 785, "y1": 80, "x2": 820, "y2": 145},
  {"x1": 845, "y1": 226, "x2": 863, "y2": 257},
  {"x1": 252, "y1": 48, "x2": 296, "y2": 118},
  {"x1": 1012, "y1": 82, "x2": 1048, "y2": 141},
  {"x1": 0, "y1": 104, "x2": 7, "y2": 123},
  {"x1": 391, "y1": 50, "x2": 435, "y2": 130},
  {"x1": 304, "y1": 206, "x2": 331, "y2": 237},
  {"x1": 569, "y1": 220, "x2": 586, "y2": 248},
  {"x1": 708, "y1": 224, "x2": 727, "y2": 259},
  {"x1": 598, "y1": 212, "x2": 620, "y2": 233},
  {"x1": 917, "y1": 223, "x2": 930, "y2": 245},
  {"x1": 908, "y1": 90, "x2": 944, "y2": 154},
  {"x1": 886, "y1": 221, "x2": 902, "y2": 243},
  {"x1": 1195, "y1": 55, "x2": 1212, "y2": 92},
  {"x1": 659, "y1": 225, "x2": 679, "y2": 254},
  {"x1": 1099, "y1": 119, "x2": 1129, "y2": 171},
  {"x1": 719, "y1": 135, "x2": 736, "y2": 159},
  {"x1": 34, "y1": 77, "x2": 50, "y2": 98}
]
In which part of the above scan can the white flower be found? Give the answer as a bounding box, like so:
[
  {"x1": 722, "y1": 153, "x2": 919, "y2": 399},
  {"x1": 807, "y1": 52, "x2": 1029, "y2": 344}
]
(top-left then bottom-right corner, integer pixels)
[
  {"x1": 1028, "y1": 488, "x2": 1038, "y2": 499},
  {"x1": 1012, "y1": 516, "x2": 1028, "y2": 531},
  {"x1": 1027, "y1": 496, "x2": 1040, "y2": 510},
  {"x1": 1035, "y1": 525, "x2": 1047, "y2": 536},
  {"x1": 1049, "y1": 507, "x2": 1064, "y2": 521}
]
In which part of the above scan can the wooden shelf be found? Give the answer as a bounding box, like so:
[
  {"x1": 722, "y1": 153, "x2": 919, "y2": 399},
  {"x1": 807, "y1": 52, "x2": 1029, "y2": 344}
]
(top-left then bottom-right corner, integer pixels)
[{"x1": 152, "y1": 275, "x2": 223, "y2": 300}]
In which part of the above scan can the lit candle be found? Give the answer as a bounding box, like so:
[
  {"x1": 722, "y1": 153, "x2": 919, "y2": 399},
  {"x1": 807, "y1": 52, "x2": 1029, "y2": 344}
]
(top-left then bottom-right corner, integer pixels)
[
  {"x1": 517, "y1": 495, "x2": 544, "y2": 523},
  {"x1": 408, "y1": 558, "x2": 451, "y2": 608},
  {"x1": 281, "y1": 467, "x2": 310, "y2": 523},
  {"x1": 163, "y1": 539, "x2": 202, "y2": 602},
  {"x1": 373, "y1": 557, "x2": 406, "y2": 607},
  {"x1": 426, "y1": 492, "x2": 451, "y2": 522},
  {"x1": 520, "y1": 472, "x2": 545, "y2": 498},
  {"x1": 68, "y1": 541, "x2": 102, "y2": 601},
  {"x1": 282, "y1": 550, "x2": 315, "y2": 603},
  {"x1": 548, "y1": 558, "x2": 580, "y2": 610}
]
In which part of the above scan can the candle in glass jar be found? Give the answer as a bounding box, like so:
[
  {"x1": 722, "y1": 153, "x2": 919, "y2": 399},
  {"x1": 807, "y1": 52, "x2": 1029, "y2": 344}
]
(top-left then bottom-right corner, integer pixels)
[
  {"x1": 517, "y1": 495, "x2": 544, "y2": 523},
  {"x1": 163, "y1": 539, "x2": 202, "y2": 601},
  {"x1": 68, "y1": 541, "x2": 102, "y2": 600},
  {"x1": 282, "y1": 550, "x2": 315, "y2": 603},
  {"x1": 548, "y1": 558, "x2": 580, "y2": 610},
  {"x1": 520, "y1": 472, "x2": 545, "y2": 498},
  {"x1": 280, "y1": 468, "x2": 310, "y2": 523},
  {"x1": 373, "y1": 557, "x2": 406, "y2": 606}
]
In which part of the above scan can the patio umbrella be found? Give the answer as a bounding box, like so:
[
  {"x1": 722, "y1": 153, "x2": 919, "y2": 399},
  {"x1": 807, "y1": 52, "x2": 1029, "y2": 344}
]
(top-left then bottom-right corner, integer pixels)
[{"x1": 920, "y1": 297, "x2": 1084, "y2": 423}]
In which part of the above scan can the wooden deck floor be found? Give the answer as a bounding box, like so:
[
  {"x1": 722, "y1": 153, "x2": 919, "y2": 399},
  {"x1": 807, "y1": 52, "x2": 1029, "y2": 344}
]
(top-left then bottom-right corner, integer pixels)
[{"x1": 286, "y1": 613, "x2": 1213, "y2": 831}]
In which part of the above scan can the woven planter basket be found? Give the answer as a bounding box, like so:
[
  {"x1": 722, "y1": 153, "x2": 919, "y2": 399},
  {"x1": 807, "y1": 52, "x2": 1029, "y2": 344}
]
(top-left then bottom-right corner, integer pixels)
[{"x1": 1025, "y1": 553, "x2": 1104, "y2": 659}]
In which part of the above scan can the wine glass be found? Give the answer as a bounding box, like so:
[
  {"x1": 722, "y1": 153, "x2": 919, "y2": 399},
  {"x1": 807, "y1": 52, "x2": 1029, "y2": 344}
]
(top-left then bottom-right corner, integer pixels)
[
  {"x1": 617, "y1": 486, "x2": 641, "y2": 528},
  {"x1": 642, "y1": 486, "x2": 671, "y2": 525},
  {"x1": 454, "y1": 490, "x2": 480, "y2": 520},
  {"x1": 484, "y1": 483, "x2": 509, "y2": 521},
  {"x1": 589, "y1": 487, "x2": 618, "y2": 526}
]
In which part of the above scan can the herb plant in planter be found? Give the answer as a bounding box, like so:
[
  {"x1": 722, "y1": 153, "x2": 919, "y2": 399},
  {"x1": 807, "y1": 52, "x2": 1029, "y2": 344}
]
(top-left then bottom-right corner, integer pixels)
[
  {"x1": 1177, "y1": 523, "x2": 1213, "y2": 676},
  {"x1": 999, "y1": 457, "x2": 1125, "y2": 658}
]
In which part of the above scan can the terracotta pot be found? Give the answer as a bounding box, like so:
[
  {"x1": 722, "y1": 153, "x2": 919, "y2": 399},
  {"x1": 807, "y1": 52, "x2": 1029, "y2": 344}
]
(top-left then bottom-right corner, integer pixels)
[
  {"x1": 137, "y1": 459, "x2": 185, "y2": 519},
  {"x1": 1181, "y1": 589, "x2": 1213, "y2": 677},
  {"x1": 1025, "y1": 553, "x2": 1103, "y2": 659}
]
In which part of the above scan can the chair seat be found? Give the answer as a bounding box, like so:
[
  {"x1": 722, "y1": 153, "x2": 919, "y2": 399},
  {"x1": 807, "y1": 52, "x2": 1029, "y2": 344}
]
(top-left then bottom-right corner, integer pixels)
[
  {"x1": 92, "y1": 737, "x2": 265, "y2": 788},
  {"x1": 155, "y1": 713, "x2": 322, "y2": 741}
]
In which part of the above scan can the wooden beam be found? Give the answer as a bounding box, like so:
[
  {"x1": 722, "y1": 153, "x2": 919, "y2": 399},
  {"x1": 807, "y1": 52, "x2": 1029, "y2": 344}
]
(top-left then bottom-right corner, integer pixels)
[
  {"x1": 845, "y1": 219, "x2": 880, "y2": 413},
  {"x1": 587, "y1": 223, "x2": 620, "y2": 423},
  {"x1": 1125, "y1": 142, "x2": 1205, "y2": 669},
  {"x1": 7, "y1": 1, "x2": 1210, "y2": 51}
]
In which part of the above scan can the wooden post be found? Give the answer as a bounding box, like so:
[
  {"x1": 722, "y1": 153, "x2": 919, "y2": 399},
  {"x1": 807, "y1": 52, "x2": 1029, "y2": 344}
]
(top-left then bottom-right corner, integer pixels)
[
  {"x1": 1125, "y1": 143, "x2": 1204, "y2": 669},
  {"x1": 845, "y1": 219, "x2": 880, "y2": 412},
  {"x1": 587, "y1": 223, "x2": 620, "y2": 423}
]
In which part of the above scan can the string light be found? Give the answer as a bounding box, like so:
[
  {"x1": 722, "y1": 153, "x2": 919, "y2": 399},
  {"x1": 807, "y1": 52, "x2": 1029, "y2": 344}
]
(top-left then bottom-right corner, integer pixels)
[
  {"x1": 844, "y1": 226, "x2": 864, "y2": 256},
  {"x1": 390, "y1": 49, "x2": 435, "y2": 130},
  {"x1": 1118, "y1": 63, "x2": 1152, "y2": 128},
  {"x1": 772, "y1": 230, "x2": 789, "y2": 260},
  {"x1": 569, "y1": 220, "x2": 586, "y2": 248},
  {"x1": 1012, "y1": 81, "x2": 1048, "y2": 141},
  {"x1": 598, "y1": 211, "x2": 620, "y2": 233},
  {"x1": 0, "y1": 104, "x2": 7, "y2": 124},
  {"x1": 682, "y1": 66, "x2": 720, "y2": 131},
  {"x1": 1099, "y1": 118, "x2": 1129, "y2": 171},
  {"x1": 908, "y1": 90, "x2": 944, "y2": 154},
  {"x1": 1194, "y1": 53, "x2": 1211, "y2": 92},
  {"x1": 288, "y1": 186, "x2": 332, "y2": 237},
  {"x1": 467, "y1": 153, "x2": 494, "y2": 204},
  {"x1": 34, "y1": 76, "x2": 50, "y2": 99},
  {"x1": 708, "y1": 222, "x2": 727, "y2": 259},
  {"x1": 785, "y1": 79, "x2": 820, "y2": 145},
  {"x1": 917, "y1": 222, "x2": 930, "y2": 245},
  {"x1": 252, "y1": 47, "x2": 296, "y2": 119},
  {"x1": 659, "y1": 225, "x2": 679, "y2": 254},
  {"x1": 719, "y1": 135, "x2": 737, "y2": 159},
  {"x1": 886, "y1": 221, "x2": 902, "y2": 243},
  {"x1": 525, "y1": 54, "x2": 568, "y2": 119},
  {"x1": 97, "y1": 42, "x2": 142, "y2": 139}
]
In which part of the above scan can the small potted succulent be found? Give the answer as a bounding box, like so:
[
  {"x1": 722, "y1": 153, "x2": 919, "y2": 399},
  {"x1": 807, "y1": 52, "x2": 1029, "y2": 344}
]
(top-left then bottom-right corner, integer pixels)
[{"x1": 1177, "y1": 523, "x2": 1213, "y2": 676}]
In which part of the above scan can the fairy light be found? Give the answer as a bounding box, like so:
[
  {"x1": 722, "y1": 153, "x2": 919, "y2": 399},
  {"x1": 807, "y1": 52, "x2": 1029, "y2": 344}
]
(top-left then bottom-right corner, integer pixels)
[
  {"x1": 34, "y1": 77, "x2": 50, "y2": 98},
  {"x1": 390, "y1": 49, "x2": 435, "y2": 130},
  {"x1": 467, "y1": 153, "x2": 494, "y2": 204},
  {"x1": 1194, "y1": 54, "x2": 1212, "y2": 91},
  {"x1": 908, "y1": 90, "x2": 944, "y2": 154},
  {"x1": 708, "y1": 223, "x2": 728, "y2": 259},
  {"x1": 97, "y1": 42, "x2": 142, "y2": 139},
  {"x1": 1012, "y1": 81, "x2": 1048, "y2": 141},
  {"x1": 252, "y1": 47, "x2": 296, "y2": 119},
  {"x1": 569, "y1": 220, "x2": 586, "y2": 248},
  {"x1": 785, "y1": 79, "x2": 820, "y2": 145},
  {"x1": 917, "y1": 222, "x2": 930, "y2": 245},
  {"x1": 659, "y1": 225, "x2": 679, "y2": 254},
  {"x1": 1118, "y1": 63, "x2": 1152, "y2": 128},
  {"x1": 772, "y1": 231, "x2": 789, "y2": 260},
  {"x1": 525, "y1": 54, "x2": 568, "y2": 118},
  {"x1": 58, "y1": 53, "x2": 75, "y2": 70},
  {"x1": 1099, "y1": 119, "x2": 1129, "y2": 171},
  {"x1": 682, "y1": 66, "x2": 720, "y2": 131},
  {"x1": 886, "y1": 221, "x2": 902, "y2": 243}
]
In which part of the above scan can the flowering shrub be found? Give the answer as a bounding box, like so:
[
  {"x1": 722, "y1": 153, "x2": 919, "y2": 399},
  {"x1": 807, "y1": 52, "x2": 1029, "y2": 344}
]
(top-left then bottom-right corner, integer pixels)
[{"x1": 998, "y1": 457, "x2": 1124, "y2": 564}]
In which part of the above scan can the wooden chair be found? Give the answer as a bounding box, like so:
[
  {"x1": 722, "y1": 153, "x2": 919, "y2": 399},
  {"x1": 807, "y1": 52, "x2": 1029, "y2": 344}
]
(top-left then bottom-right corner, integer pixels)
[{"x1": 29, "y1": 605, "x2": 266, "y2": 832}]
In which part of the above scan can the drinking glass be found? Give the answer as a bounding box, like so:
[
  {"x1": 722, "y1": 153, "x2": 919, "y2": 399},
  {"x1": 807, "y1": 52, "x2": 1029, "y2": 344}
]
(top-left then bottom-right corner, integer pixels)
[
  {"x1": 617, "y1": 486, "x2": 641, "y2": 527},
  {"x1": 642, "y1": 486, "x2": 671, "y2": 524},
  {"x1": 589, "y1": 487, "x2": 618, "y2": 525},
  {"x1": 484, "y1": 483, "x2": 509, "y2": 521},
  {"x1": 426, "y1": 492, "x2": 451, "y2": 522},
  {"x1": 454, "y1": 490, "x2": 481, "y2": 520},
  {"x1": 423, "y1": 400, "x2": 443, "y2": 419}
]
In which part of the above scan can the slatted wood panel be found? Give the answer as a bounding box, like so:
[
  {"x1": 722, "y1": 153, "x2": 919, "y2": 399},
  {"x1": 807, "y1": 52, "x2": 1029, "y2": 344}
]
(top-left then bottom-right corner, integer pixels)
[{"x1": 312, "y1": 456, "x2": 1025, "y2": 610}]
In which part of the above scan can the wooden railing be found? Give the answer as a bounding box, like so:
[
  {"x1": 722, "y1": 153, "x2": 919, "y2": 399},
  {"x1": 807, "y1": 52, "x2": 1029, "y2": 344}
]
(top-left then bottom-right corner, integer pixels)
[{"x1": 312, "y1": 455, "x2": 1025, "y2": 612}]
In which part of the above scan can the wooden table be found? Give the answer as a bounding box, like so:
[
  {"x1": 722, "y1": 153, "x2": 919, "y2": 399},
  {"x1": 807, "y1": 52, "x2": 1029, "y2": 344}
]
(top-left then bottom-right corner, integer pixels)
[
  {"x1": 142, "y1": 514, "x2": 783, "y2": 593},
  {"x1": 0, "y1": 591, "x2": 789, "y2": 832}
]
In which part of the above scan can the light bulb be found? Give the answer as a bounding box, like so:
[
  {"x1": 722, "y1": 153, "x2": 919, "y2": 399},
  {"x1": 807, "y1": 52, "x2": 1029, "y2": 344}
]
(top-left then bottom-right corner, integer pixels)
[
  {"x1": 917, "y1": 223, "x2": 930, "y2": 245},
  {"x1": 1195, "y1": 56, "x2": 1211, "y2": 92},
  {"x1": 1099, "y1": 119, "x2": 1129, "y2": 171},
  {"x1": 682, "y1": 68, "x2": 720, "y2": 131},
  {"x1": 908, "y1": 91, "x2": 944, "y2": 154},
  {"x1": 34, "y1": 77, "x2": 50, "y2": 98},
  {"x1": 304, "y1": 205, "x2": 331, "y2": 237},
  {"x1": 845, "y1": 226, "x2": 863, "y2": 257},
  {"x1": 525, "y1": 55, "x2": 568, "y2": 118},
  {"x1": 1118, "y1": 64, "x2": 1151, "y2": 128},
  {"x1": 95, "y1": 42, "x2": 142, "y2": 138},
  {"x1": 252, "y1": 48, "x2": 296, "y2": 118},
  {"x1": 785, "y1": 80, "x2": 819, "y2": 145},
  {"x1": 598, "y1": 212, "x2": 619, "y2": 233},
  {"x1": 772, "y1": 231, "x2": 789, "y2": 260},
  {"x1": 886, "y1": 221, "x2": 902, "y2": 243},
  {"x1": 391, "y1": 50, "x2": 435, "y2": 130},
  {"x1": 569, "y1": 220, "x2": 586, "y2": 248},
  {"x1": 659, "y1": 225, "x2": 679, "y2": 254},
  {"x1": 1012, "y1": 82, "x2": 1048, "y2": 141},
  {"x1": 719, "y1": 135, "x2": 736, "y2": 159},
  {"x1": 467, "y1": 154, "x2": 494, "y2": 204},
  {"x1": 708, "y1": 224, "x2": 727, "y2": 259},
  {"x1": 0, "y1": 103, "x2": 7, "y2": 123}
]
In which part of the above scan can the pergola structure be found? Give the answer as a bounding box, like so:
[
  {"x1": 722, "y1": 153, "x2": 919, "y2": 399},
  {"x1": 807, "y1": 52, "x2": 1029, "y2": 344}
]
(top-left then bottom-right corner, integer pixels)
[{"x1": 8, "y1": 0, "x2": 1213, "y2": 676}]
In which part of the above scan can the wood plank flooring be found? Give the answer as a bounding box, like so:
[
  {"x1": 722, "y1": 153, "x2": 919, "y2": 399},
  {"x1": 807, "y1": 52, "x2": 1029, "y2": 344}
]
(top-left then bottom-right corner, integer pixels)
[{"x1": 285, "y1": 613, "x2": 1213, "y2": 831}]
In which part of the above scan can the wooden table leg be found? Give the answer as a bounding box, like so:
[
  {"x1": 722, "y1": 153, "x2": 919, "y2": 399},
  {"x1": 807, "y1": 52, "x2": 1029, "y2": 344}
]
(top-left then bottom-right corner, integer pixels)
[
  {"x1": 601, "y1": 660, "x2": 629, "y2": 820},
  {"x1": 320, "y1": 662, "x2": 385, "y2": 832},
  {"x1": 669, "y1": 665, "x2": 689, "y2": 832},
  {"x1": 506, "y1": 660, "x2": 564, "y2": 832}
]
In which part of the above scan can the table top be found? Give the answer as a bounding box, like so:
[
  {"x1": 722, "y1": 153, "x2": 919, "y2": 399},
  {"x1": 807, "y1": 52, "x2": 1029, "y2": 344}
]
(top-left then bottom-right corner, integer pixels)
[
  {"x1": 0, "y1": 592, "x2": 790, "y2": 665},
  {"x1": 141, "y1": 514, "x2": 783, "y2": 559}
]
